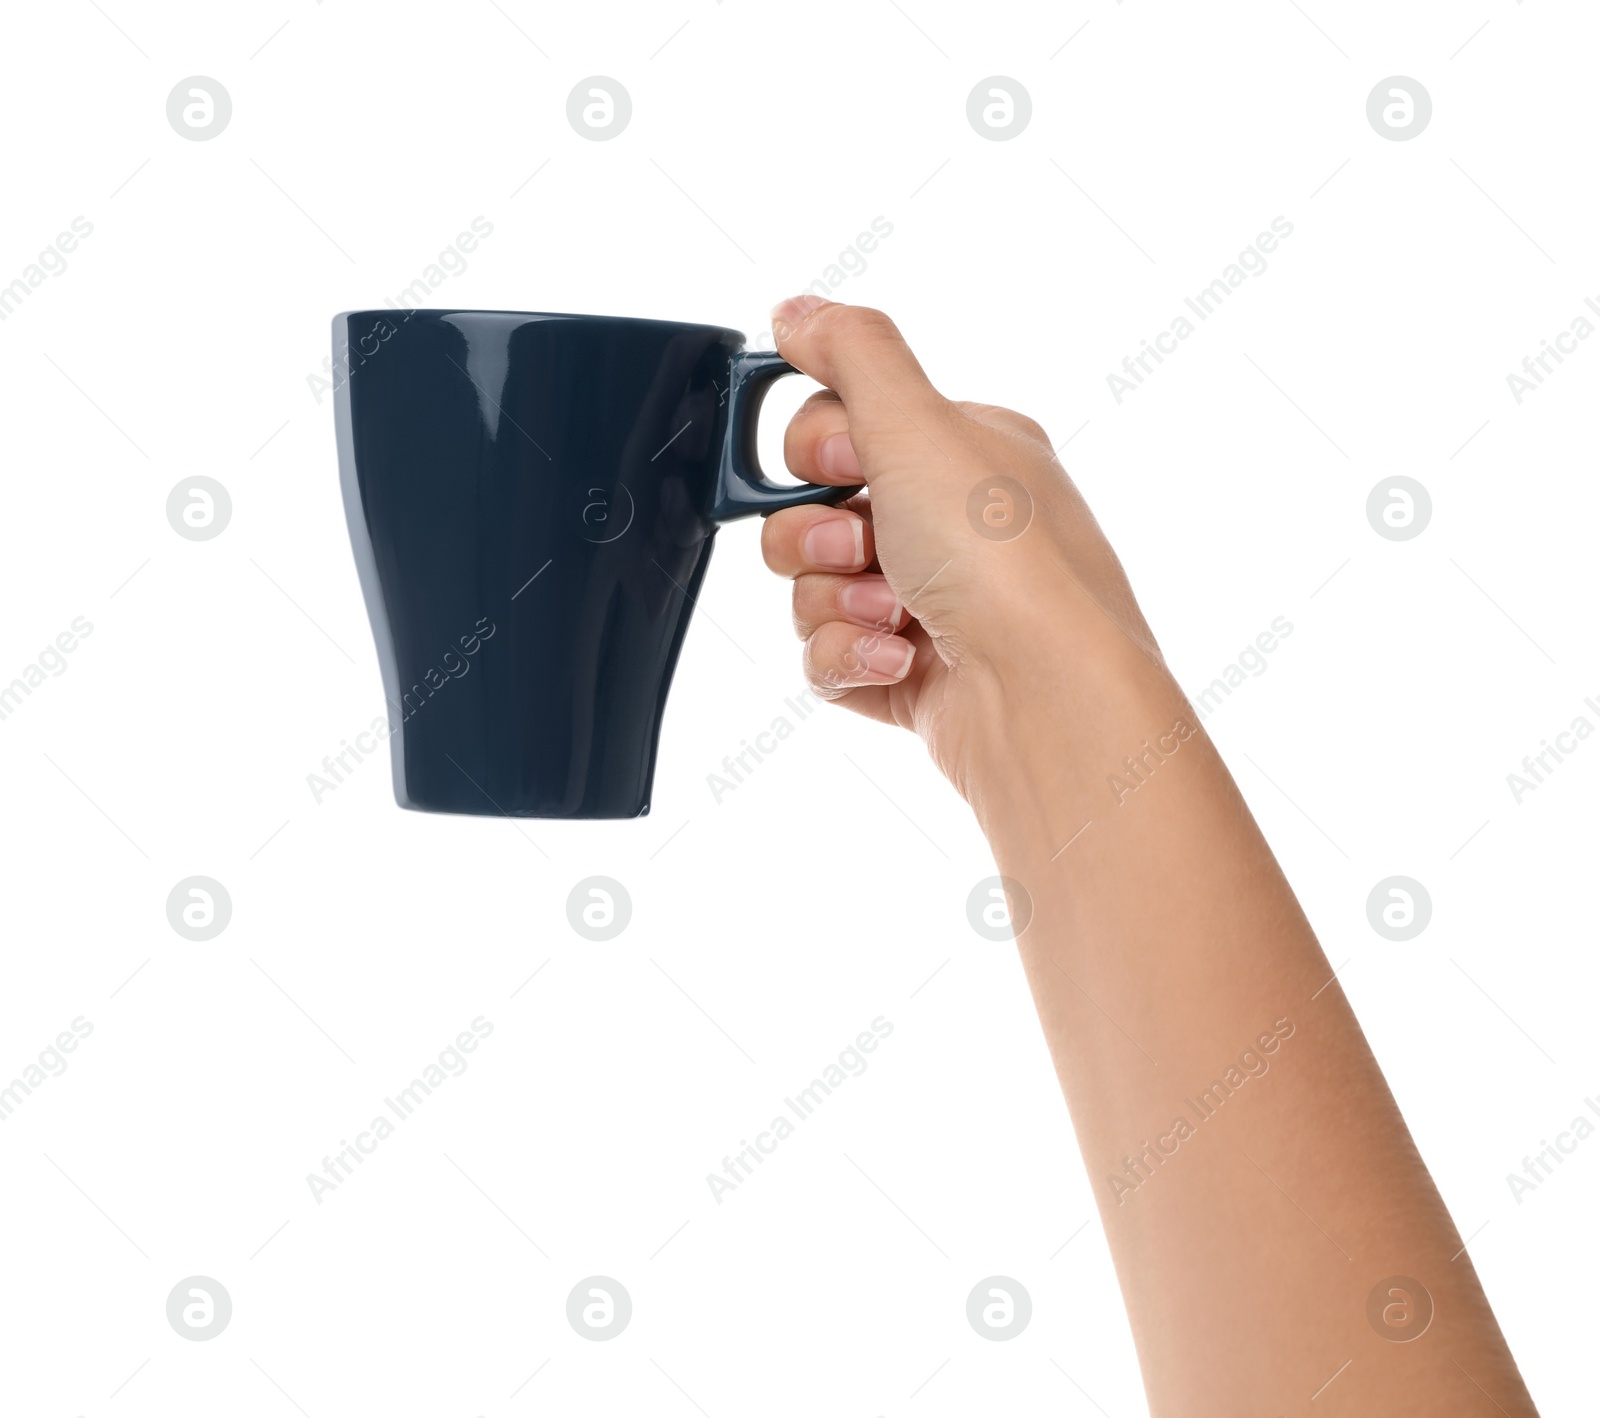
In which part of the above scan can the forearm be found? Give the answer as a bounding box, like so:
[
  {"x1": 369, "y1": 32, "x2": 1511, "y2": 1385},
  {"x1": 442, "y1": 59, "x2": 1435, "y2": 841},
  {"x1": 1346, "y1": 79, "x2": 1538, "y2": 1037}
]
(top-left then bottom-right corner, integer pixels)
[
  {"x1": 969, "y1": 625, "x2": 1535, "y2": 1416},
  {"x1": 753, "y1": 296, "x2": 1535, "y2": 1414}
]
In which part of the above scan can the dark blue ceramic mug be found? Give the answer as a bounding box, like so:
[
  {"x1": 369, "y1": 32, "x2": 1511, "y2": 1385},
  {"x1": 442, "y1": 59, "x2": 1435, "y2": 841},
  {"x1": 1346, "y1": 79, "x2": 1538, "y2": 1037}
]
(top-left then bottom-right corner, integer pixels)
[{"x1": 334, "y1": 308, "x2": 856, "y2": 819}]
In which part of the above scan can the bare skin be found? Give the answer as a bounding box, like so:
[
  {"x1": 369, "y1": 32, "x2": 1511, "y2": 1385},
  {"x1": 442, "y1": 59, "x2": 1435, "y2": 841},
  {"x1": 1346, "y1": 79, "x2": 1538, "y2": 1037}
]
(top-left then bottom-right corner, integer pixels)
[{"x1": 760, "y1": 296, "x2": 1538, "y2": 1416}]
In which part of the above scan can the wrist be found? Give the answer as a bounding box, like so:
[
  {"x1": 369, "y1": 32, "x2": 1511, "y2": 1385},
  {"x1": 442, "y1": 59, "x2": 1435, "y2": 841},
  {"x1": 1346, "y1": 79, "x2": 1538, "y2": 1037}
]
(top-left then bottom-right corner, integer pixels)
[{"x1": 957, "y1": 612, "x2": 1194, "y2": 865}]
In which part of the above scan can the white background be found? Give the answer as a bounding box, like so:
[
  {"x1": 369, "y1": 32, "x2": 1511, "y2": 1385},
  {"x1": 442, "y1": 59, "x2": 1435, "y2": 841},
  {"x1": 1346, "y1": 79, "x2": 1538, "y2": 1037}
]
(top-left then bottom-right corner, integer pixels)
[{"x1": 1, "y1": 1, "x2": 1595, "y2": 1414}]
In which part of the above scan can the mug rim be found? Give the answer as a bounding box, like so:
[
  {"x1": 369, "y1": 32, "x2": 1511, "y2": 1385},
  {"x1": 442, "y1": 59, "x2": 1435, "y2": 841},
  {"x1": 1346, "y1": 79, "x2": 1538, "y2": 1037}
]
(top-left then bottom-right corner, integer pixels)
[{"x1": 335, "y1": 307, "x2": 748, "y2": 340}]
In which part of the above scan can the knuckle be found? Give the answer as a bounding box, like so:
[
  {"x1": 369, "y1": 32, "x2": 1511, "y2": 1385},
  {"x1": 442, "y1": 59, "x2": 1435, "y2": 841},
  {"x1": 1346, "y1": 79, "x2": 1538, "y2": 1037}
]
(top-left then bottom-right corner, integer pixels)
[
  {"x1": 813, "y1": 302, "x2": 900, "y2": 347},
  {"x1": 760, "y1": 508, "x2": 807, "y2": 568},
  {"x1": 789, "y1": 584, "x2": 815, "y2": 638},
  {"x1": 758, "y1": 515, "x2": 784, "y2": 565},
  {"x1": 798, "y1": 388, "x2": 844, "y2": 414},
  {"x1": 790, "y1": 575, "x2": 839, "y2": 637},
  {"x1": 1007, "y1": 411, "x2": 1050, "y2": 445},
  {"x1": 800, "y1": 633, "x2": 851, "y2": 701},
  {"x1": 962, "y1": 401, "x2": 1050, "y2": 446}
]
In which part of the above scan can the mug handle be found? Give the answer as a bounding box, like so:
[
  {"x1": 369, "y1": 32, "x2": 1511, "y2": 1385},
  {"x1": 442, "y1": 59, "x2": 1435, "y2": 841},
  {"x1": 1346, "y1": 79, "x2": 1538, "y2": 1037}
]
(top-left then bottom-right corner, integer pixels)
[{"x1": 710, "y1": 350, "x2": 864, "y2": 522}]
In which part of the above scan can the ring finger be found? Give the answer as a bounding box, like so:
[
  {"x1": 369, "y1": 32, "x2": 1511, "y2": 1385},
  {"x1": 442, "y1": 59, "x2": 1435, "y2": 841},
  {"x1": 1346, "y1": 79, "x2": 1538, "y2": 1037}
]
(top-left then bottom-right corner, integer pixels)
[{"x1": 791, "y1": 573, "x2": 906, "y2": 640}]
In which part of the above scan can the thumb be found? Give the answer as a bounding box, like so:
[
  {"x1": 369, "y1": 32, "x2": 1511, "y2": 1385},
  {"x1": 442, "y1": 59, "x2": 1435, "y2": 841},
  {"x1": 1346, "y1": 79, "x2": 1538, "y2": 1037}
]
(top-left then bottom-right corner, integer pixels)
[{"x1": 769, "y1": 298, "x2": 955, "y2": 472}]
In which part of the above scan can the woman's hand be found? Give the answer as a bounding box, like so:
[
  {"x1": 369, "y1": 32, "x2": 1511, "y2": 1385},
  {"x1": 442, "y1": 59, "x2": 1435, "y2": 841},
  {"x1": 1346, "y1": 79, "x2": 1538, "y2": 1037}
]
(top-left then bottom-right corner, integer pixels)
[
  {"x1": 759, "y1": 296, "x2": 1538, "y2": 1418},
  {"x1": 760, "y1": 296, "x2": 1168, "y2": 806}
]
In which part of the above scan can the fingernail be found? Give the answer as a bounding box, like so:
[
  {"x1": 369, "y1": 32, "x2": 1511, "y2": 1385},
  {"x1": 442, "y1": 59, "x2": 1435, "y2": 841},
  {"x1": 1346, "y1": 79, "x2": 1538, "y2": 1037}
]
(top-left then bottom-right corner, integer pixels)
[
  {"x1": 818, "y1": 433, "x2": 862, "y2": 480},
  {"x1": 840, "y1": 578, "x2": 901, "y2": 631},
  {"x1": 802, "y1": 517, "x2": 865, "y2": 570},
  {"x1": 771, "y1": 294, "x2": 830, "y2": 334},
  {"x1": 852, "y1": 634, "x2": 915, "y2": 682}
]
